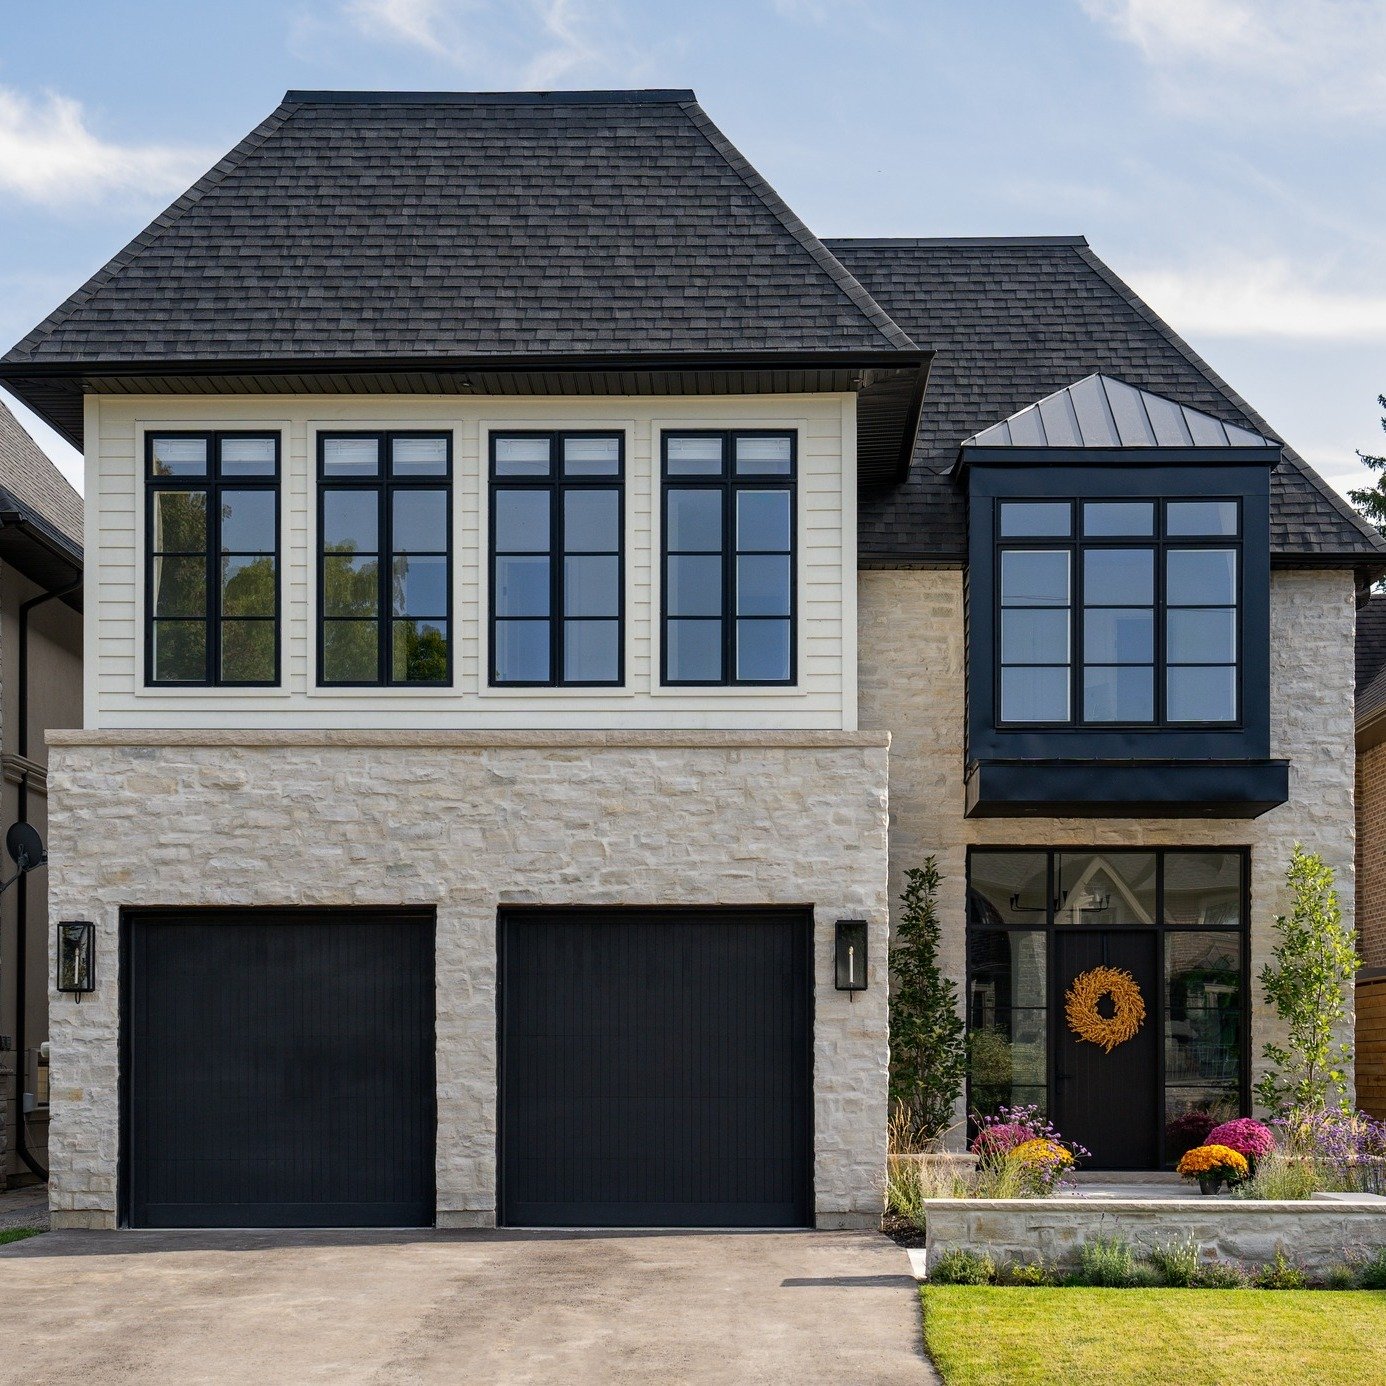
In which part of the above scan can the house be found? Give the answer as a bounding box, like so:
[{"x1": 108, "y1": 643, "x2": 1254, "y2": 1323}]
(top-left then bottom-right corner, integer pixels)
[
  {"x1": 1355, "y1": 593, "x2": 1386, "y2": 1119},
  {"x1": 0, "y1": 399, "x2": 82, "y2": 1189},
  {"x1": 0, "y1": 89, "x2": 1377, "y2": 1231}
]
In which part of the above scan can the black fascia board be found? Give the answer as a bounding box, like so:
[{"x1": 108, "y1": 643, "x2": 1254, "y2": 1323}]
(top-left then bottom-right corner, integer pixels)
[
  {"x1": 964, "y1": 759, "x2": 1290, "y2": 819},
  {"x1": 954, "y1": 442, "x2": 1282, "y2": 479},
  {"x1": 965, "y1": 459, "x2": 1273, "y2": 768},
  {"x1": 0, "y1": 348, "x2": 928, "y2": 381}
]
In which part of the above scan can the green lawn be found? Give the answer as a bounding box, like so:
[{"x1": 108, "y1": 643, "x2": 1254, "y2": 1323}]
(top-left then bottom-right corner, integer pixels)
[
  {"x1": 922, "y1": 1287, "x2": 1386, "y2": 1386},
  {"x1": 0, "y1": 1228, "x2": 43, "y2": 1247}
]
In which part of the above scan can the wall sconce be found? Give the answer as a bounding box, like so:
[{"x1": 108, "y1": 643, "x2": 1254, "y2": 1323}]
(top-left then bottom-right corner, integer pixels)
[
  {"x1": 57, "y1": 921, "x2": 95, "y2": 1000},
  {"x1": 835, "y1": 919, "x2": 868, "y2": 992}
]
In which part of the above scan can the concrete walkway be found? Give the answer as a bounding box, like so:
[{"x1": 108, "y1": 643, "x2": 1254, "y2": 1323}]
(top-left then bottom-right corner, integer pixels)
[{"x1": 0, "y1": 1227, "x2": 932, "y2": 1385}]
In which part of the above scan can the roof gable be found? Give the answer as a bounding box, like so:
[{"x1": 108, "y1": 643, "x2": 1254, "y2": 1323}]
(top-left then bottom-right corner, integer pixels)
[
  {"x1": 964, "y1": 373, "x2": 1271, "y2": 450},
  {"x1": 0, "y1": 397, "x2": 81, "y2": 544},
  {"x1": 4, "y1": 90, "x2": 911, "y2": 367},
  {"x1": 827, "y1": 237, "x2": 1384, "y2": 567}
]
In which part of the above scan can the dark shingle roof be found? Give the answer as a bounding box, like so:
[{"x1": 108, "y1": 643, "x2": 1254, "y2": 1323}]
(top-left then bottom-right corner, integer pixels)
[
  {"x1": 1358, "y1": 594, "x2": 1386, "y2": 726},
  {"x1": 0, "y1": 396, "x2": 81, "y2": 545},
  {"x1": 4, "y1": 90, "x2": 911, "y2": 365},
  {"x1": 828, "y1": 237, "x2": 1385, "y2": 567}
]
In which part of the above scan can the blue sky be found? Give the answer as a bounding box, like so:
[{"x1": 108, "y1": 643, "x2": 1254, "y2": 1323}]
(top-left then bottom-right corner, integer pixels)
[{"x1": 2, "y1": 0, "x2": 1383, "y2": 499}]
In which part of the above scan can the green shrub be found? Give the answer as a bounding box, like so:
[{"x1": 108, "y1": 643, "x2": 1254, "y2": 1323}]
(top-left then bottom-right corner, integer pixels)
[
  {"x1": 1192, "y1": 1260, "x2": 1247, "y2": 1289},
  {"x1": 1357, "y1": 1247, "x2": 1386, "y2": 1290},
  {"x1": 1076, "y1": 1237, "x2": 1139, "y2": 1288},
  {"x1": 1325, "y1": 1263, "x2": 1357, "y2": 1290},
  {"x1": 1254, "y1": 1250, "x2": 1308, "y2": 1290},
  {"x1": 883, "y1": 1158, "x2": 930, "y2": 1226},
  {"x1": 1234, "y1": 1150, "x2": 1319, "y2": 1200},
  {"x1": 930, "y1": 1247, "x2": 996, "y2": 1285},
  {"x1": 1002, "y1": 1258, "x2": 1052, "y2": 1286},
  {"x1": 1146, "y1": 1235, "x2": 1200, "y2": 1288}
]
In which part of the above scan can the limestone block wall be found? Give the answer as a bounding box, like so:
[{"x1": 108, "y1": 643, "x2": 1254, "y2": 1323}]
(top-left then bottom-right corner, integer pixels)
[
  {"x1": 43, "y1": 729, "x2": 889, "y2": 1230},
  {"x1": 858, "y1": 566, "x2": 1358, "y2": 1133}
]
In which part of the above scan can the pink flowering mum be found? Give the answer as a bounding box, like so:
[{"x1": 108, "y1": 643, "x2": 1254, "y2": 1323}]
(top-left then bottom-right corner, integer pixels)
[
  {"x1": 971, "y1": 1123, "x2": 1031, "y2": 1158},
  {"x1": 1206, "y1": 1118, "x2": 1275, "y2": 1160}
]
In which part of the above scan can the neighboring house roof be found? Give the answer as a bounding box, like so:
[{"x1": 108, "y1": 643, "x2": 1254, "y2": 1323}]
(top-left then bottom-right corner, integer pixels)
[
  {"x1": 2, "y1": 90, "x2": 912, "y2": 365},
  {"x1": 828, "y1": 237, "x2": 1385, "y2": 570},
  {"x1": 1358, "y1": 593, "x2": 1386, "y2": 730},
  {"x1": 963, "y1": 373, "x2": 1271, "y2": 450},
  {"x1": 0, "y1": 396, "x2": 82, "y2": 600}
]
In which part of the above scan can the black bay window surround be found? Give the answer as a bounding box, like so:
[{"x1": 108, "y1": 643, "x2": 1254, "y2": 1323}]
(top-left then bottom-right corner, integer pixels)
[
  {"x1": 490, "y1": 431, "x2": 624, "y2": 686},
  {"x1": 318, "y1": 432, "x2": 451, "y2": 686},
  {"x1": 965, "y1": 458, "x2": 1286, "y2": 818},
  {"x1": 146, "y1": 431, "x2": 279, "y2": 686},
  {"x1": 661, "y1": 430, "x2": 796, "y2": 686}
]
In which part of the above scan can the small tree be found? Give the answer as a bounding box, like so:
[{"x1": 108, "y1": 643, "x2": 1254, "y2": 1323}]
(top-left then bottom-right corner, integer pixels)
[
  {"x1": 1254, "y1": 846, "x2": 1360, "y2": 1116},
  {"x1": 1348, "y1": 393, "x2": 1386, "y2": 533},
  {"x1": 889, "y1": 857, "x2": 967, "y2": 1145}
]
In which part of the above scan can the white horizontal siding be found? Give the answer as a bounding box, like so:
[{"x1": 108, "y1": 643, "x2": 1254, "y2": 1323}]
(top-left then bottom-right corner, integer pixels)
[{"x1": 87, "y1": 393, "x2": 856, "y2": 731}]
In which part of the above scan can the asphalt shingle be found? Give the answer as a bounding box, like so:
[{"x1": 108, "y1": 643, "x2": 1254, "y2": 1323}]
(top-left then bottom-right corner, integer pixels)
[
  {"x1": 828, "y1": 237, "x2": 1385, "y2": 566},
  {"x1": 0, "y1": 397, "x2": 81, "y2": 546}
]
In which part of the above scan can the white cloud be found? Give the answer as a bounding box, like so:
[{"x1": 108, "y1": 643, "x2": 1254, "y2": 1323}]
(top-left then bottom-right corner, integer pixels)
[
  {"x1": 0, "y1": 88, "x2": 214, "y2": 208},
  {"x1": 347, "y1": 0, "x2": 642, "y2": 87},
  {"x1": 1126, "y1": 258, "x2": 1386, "y2": 343},
  {"x1": 1080, "y1": 0, "x2": 1386, "y2": 119}
]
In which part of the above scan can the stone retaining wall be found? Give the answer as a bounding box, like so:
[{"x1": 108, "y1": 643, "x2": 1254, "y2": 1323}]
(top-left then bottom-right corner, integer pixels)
[{"x1": 923, "y1": 1193, "x2": 1386, "y2": 1272}]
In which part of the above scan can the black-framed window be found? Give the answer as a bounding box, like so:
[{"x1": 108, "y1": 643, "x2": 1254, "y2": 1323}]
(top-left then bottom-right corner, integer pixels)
[
  {"x1": 146, "y1": 432, "x2": 280, "y2": 686},
  {"x1": 489, "y1": 432, "x2": 623, "y2": 686},
  {"x1": 661, "y1": 430, "x2": 796, "y2": 686},
  {"x1": 317, "y1": 432, "x2": 452, "y2": 686},
  {"x1": 997, "y1": 498, "x2": 1241, "y2": 727},
  {"x1": 965, "y1": 847, "x2": 1249, "y2": 1167}
]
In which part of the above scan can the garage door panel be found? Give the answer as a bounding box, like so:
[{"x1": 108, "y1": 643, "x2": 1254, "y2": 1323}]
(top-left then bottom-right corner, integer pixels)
[
  {"x1": 500, "y1": 909, "x2": 812, "y2": 1228},
  {"x1": 125, "y1": 911, "x2": 435, "y2": 1229}
]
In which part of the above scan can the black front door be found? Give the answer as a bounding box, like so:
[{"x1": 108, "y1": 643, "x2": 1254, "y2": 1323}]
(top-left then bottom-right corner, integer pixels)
[{"x1": 1053, "y1": 931, "x2": 1159, "y2": 1170}]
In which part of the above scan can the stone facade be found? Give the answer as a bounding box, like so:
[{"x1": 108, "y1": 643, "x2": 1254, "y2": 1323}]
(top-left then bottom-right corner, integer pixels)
[
  {"x1": 43, "y1": 730, "x2": 889, "y2": 1230},
  {"x1": 858, "y1": 565, "x2": 1359, "y2": 1133}
]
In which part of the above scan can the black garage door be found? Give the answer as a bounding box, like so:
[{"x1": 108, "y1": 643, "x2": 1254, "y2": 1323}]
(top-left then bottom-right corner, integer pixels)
[
  {"x1": 124, "y1": 909, "x2": 435, "y2": 1228},
  {"x1": 499, "y1": 908, "x2": 812, "y2": 1227}
]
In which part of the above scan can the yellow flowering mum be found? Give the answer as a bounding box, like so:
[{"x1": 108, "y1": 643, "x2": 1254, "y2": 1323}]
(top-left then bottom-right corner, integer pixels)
[
  {"x1": 1011, "y1": 1138, "x2": 1073, "y2": 1168},
  {"x1": 1176, "y1": 1143, "x2": 1249, "y2": 1178}
]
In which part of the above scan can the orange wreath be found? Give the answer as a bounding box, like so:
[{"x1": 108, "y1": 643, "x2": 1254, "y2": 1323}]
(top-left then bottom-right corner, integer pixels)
[{"x1": 1064, "y1": 966, "x2": 1146, "y2": 1053}]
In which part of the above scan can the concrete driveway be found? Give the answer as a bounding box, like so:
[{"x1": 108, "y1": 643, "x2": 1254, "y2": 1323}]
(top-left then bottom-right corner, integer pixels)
[{"x1": 0, "y1": 1228, "x2": 931, "y2": 1384}]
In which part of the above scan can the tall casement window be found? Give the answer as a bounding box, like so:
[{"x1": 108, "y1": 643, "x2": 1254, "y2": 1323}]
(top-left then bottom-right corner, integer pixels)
[
  {"x1": 997, "y1": 499, "x2": 1240, "y2": 726},
  {"x1": 661, "y1": 431, "x2": 796, "y2": 685},
  {"x1": 146, "y1": 432, "x2": 279, "y2": 686},
  {"x1": 318, "y1": 432, "x2": 452, "y2": 686},
  {"x1": 489, "y1": 432, "x2": 624, "y2": 686}
]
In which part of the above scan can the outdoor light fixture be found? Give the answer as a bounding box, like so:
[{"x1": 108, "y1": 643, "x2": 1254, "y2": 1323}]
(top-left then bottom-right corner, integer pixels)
[
  {"x1": 835, "y1": 919, "x2": 868, "y2": 992},
  {"x1": 56, "y1": 921, "x2": 95, "y2": 999}
]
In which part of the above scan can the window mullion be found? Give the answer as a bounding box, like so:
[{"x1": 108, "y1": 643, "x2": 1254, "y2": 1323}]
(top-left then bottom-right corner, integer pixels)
[
  {"x1": 207, "y1": 437, "x2": 220, "y2": 684},
  {"x1": 724, "y1": 466, "x2": 736, "y2": 685},
  {"x1": 552, "y1": 476, "x2": 563, "y2": 686},
  {"x1": 379, "y1": 469, "x2": 391, "y2": 686}
]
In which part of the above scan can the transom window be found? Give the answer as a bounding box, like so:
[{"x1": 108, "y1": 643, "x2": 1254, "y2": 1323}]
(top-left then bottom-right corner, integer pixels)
[
  {"x1": 997, "y1": 498, "x2": 1240, "y2": 726},
  {"x1": 317, "y1": 432, "x2": 451, "y2": 686},
  {"x1": 146, "y1": 432, "x2": 279, "y2": 686},
  {"x1": 661, "y1": 431, "x2": 796, "y2": 685},
  {"x1": 489, "y1": 432, "x2": 624, "y2": 686}
]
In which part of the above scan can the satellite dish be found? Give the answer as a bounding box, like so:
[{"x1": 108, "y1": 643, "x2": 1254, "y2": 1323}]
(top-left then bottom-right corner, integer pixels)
[{"x1": 5, "y1": 822, "x2": 43, "y2": 872}]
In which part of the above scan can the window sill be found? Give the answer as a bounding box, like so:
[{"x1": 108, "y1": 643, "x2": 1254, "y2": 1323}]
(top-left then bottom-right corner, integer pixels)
[{"x1": 964, "y1": 758, "x2": 1290, "y2": 819}]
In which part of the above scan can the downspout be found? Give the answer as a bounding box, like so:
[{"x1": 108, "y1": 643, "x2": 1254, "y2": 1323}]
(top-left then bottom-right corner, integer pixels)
[{"x1": 13, "y1": 577, "x2": 80, "y2": 1181}]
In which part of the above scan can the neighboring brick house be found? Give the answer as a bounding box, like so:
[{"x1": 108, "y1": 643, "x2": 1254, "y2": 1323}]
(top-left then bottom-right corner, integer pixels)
[
  {"x1": 0, "y1": 399, "x2": 82, "y2": 1188},
  {"x1": 1355, "y1": 594, "x2": 1386, "y2": 1117},
  {"x1": 0, "y1": 89, "x2": 1378, "y2": 1230}
]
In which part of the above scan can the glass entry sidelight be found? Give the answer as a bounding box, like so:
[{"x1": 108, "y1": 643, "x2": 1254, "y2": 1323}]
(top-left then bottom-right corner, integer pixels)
[{"x1": 966, "y1": 848, "x2": 1248, "y2": 1169}]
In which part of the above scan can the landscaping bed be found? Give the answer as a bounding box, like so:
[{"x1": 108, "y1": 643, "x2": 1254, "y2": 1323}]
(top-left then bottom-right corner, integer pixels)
[{"x1": 921, "y1": 1286, "x2": 1386, "y2": 1386}]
